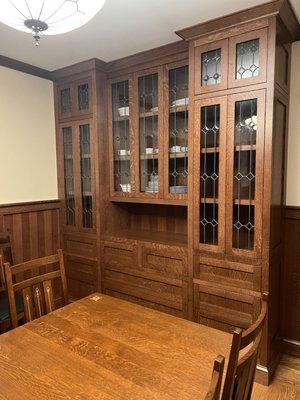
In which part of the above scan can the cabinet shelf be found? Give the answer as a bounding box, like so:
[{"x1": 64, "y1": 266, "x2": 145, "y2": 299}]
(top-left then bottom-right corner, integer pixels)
[
  {"x1": 113, "y1": 116, "x2": 130, "y2": 122},
  {"x1": 109, "y1": 196, "x2": 187, "y2": 206},
  {"x1": 105, "y1": 228, "x2": 187, "y2": 247},
  {"x1": 139, "y1": 111, "x2": 158, "y2": 118},
  {"x1": 169, "y1": 105, "x2": 189, "y2": 113},
  {"x1": 200, "y1": 198, "x2": 255, "y2": 205},
  {"x1": 200, "y1": 145, "x2": 256, "y2": 154}
]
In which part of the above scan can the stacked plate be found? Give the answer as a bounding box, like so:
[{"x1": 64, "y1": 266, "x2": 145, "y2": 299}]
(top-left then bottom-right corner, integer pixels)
[{"x1": 170, "y1": 186, "x2": 187, "y2": 194}]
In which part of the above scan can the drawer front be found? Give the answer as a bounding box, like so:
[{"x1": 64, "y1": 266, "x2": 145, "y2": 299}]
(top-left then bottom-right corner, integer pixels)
[
  {"x1": 65, "y1": 254, "x2": 97, "y2": 301},
  {"x1": 104, "y1": 269, "x2": 183, "y2": 311},
  {"x1": 194, "y1": 282, "x2": 260, "y2": 332},
  {"x1": 64, "y1": 235, "x2": 97, "y2": 260},
  {"x1": 102, "y1": 241, "x2": 137, "y2": 270},
  {"x1": 142, "y1": 247, "x2": 186, "y2": 282}
]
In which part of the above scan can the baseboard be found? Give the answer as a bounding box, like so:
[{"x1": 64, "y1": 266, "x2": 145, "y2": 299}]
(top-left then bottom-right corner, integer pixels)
[{"x1": 282, "y1": 338, "x2": 300, "y2": 357}]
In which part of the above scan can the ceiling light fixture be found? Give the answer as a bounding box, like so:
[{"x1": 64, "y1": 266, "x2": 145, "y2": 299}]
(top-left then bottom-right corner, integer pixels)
[{"x1": 0, "y1": 0, "x2": 106, "y2": 46}]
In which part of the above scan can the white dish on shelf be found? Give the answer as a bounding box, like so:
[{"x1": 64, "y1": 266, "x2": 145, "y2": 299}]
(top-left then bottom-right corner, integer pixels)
[
  {"x1": 120, "y1": 184, "x2": 131, "y2": 192},
  {"x1": 118, "y1": 149, "x2": 130, "y2": 156},
  {"x1": 118, "y1": 106, "x2": 129, "y2": 117},
  {"x1": 169, "y1": 145, "x2": 181, "y2": 153},
  {"x1": 171, "y1": 98, "x2": 189, "y2": 107},
  {"x1": 150, "y1": 106, "x2": 158, "y2": 113},
  {"x1": 181, "y1": 146, "x2": 188, "y2": 152},
  {"x1": 170, "y1": 186, "x2": 187, "y2": 194},
  {"x1": 145, "y1": 147, "x2": 154, "y2": 154}
]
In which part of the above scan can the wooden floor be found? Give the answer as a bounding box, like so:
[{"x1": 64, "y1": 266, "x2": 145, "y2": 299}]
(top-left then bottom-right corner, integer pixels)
[{"x1": 252, "y1": 355, "x2": 300, "y2": 399}]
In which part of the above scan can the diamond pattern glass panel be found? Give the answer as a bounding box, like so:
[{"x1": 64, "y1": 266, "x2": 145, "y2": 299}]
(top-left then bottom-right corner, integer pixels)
[
  {"x1": 200, "y1": 105, "x2": 220, "y2": 245},
  {"x1": 201, "y1": 49, "x2": 221, "y2": 86},
  {"x1": 112, "y1": 80, "x2": 131, "y2": 193},
  {"x1": 139, "y1": 73, "x2": 158, "y2": 193},
  {"x1": 169, "y1": 65, "x2": 188, "y2": 194},
  {"x1": 233, "y1": 99, "x2": 257, "y2": 250},
  {"x1": 60, "y1": 88, "x2": 71, "y2": 114},
  {"x1": 78, "y1": 83, "x2": 89, "y2": 111},
  {"x1": 62, "y1": 127, "x2": 75, "y2": 226},
  {"x1": 79, "y1": 124, "x2": 93, "y2": 228},
  {"x1": 236, "y1": 39, "x2": 259, "y2": 80}
]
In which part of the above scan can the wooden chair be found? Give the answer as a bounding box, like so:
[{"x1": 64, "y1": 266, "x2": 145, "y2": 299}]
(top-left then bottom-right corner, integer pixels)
[
  {"x1": 204, "y1": 355, "x2": 225, "y2": 400},
  {"x1": 221, "y1": 293, "x2": 268, "y2": 400},
  {"x1": 0, "y1": 233, "x2": 24, "y2": 332},
  {"x1": 4, "y1": 249, "x2": 68, "y2": 329}
]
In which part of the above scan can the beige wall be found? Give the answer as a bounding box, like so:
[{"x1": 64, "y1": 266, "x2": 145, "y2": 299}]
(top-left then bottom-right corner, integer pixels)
[
  {"x1": 0, "y1": 66, "x2": 57, "y2": 204},
  {"x1": 286, "y1": 41, "x2": 300, "y2": 207}
]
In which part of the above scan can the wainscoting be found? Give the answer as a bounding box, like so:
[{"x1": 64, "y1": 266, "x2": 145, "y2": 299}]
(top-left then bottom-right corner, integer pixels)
[
  {"x1": 282, "y1": 206, "x2": 300, "y2": 356},
  {"x1": 0, "y1": 200, "x2": 61, "y2": 263}
]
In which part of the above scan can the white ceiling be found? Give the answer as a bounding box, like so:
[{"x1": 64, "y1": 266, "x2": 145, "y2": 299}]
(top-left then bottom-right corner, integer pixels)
[{"x1": 0, "y1": 0, "x2": 299, "y2": 71}]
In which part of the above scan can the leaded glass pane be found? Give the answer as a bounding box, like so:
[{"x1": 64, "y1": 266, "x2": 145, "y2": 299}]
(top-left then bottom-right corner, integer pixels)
[
  {"x1": 169, "y1": 65, "x2": 188, "y2": 194},
  {"x1": 79, "y1": 124, "x2": 93, "y2": 228},
  {"x1": 201, "y1": 49, "x2": 221, "y2": 86},
  {"x1": 233, "y1": 99, "x2": 257, "y2": 250},
  {"x1": 112, "y1": 80, "x2": 131, "y2": 193},
  {"x1": 139, "y1": 73, "x2": 158, "y2": 193},
  {"x1": 78, "y1": 83, "x2": 89, "y2": 111},
  {"x1": 236, "y1": 39, "x2": 259, "y2": 80},
  {"x1": 62, "y1": 127, "x2": 75, "y2": 226},
  {"x1": 61, "y1": 88, "x2": 71, "y2": 114},
  {"x1": 200, "y1": 104, "x2": 220, "y2": 245}
]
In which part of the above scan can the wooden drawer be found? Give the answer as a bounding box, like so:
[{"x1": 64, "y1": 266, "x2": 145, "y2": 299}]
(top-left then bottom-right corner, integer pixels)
[
  {"x1": 104, "y1": 269, "x2": 183, "y2": 312},
  {"x1": 142, "y1": 246, "x2": 186, "y2": 283},
  {"x1": 194, "y1": 282, "x2": 260, "y2": 332},
  {"x1": 102, "y1": 241, "x2": 137, "y2": 269},
  {"x1": 65, "y1": 254, "x2": 98, "y2": 301}
]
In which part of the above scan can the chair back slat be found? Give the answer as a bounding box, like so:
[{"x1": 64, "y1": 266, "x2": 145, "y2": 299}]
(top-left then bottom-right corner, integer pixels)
[
  {"x1": 43, "y1": 280, "x2": 55, "y2": 313},
  {"x1": 33, "y1": 284, "x2": 45, "y2": 318},
  {"x1": 22, "y1": 287, "x2": 34, "y2": 323},
  {"x1": 221, "y1": 293, "x2": 268, "y2": 400},
  {"x1": 5, "y1": 249, "x2": 68, "y2": 328},
  {"x1": 204, "y1": 355, "x2": 225, "y2": 400}
]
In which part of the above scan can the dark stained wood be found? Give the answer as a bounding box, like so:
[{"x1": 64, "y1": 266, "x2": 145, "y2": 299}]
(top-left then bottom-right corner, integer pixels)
[
  {"x1": 204, "y1": 355, "x2": 225, "y2": 400},
  {"x1": 4, "y1": 249, "x2": 68, "y2": 328},
  {"x1": 281, "y1": 206, "x2": 300, "y2": 355},
  {"x1": 221, "y1": 293, "x2": 268, "y2": 399},
  {"x1": 51, "y1": 58, "x2": 107, "y2": 81},
  {"x1": 0, "y1": 294, "x2": 232, "y2": 399},
  {"x1": 0, "y1": 55, "x2": 53, "y2": 80},
  {"x1": 175, "y1": 0, "x2": 300, "y2": 42}
]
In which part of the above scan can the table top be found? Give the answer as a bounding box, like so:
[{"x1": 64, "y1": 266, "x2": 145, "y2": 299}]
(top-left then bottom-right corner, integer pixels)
[{"x1": 0, "y1": 293, "x2": 232, "y2": 400}]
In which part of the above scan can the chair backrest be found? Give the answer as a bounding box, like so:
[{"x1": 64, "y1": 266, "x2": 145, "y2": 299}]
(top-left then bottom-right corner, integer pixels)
[
  {"x1": 221, "y1": 293, "x2": 268, "y2": 400},
  {"x1": 0, "y1": 232, "x2": 13, "y2": 287},
  {"x1": 4, "y1": 249, "x2": 68, "y2": 328},
  {"x1": 204, "y1": 355, "x2": 225, "y2": 400}
]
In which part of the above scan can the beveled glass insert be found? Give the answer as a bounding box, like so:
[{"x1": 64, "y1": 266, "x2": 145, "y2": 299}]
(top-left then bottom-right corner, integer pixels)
[
  {"x1": 60, "y1": 88, "x2": 71, "y2": 114},
  {"x1": 78, "y1": 83, "x2": 89, "y2": 111},
  {"x1": 236, "y1": 39, "x2": 259, "y2": 80},
  {"x1": 169, "y1": 65, "x2": 188, "y2": 194},
  {"x1": 138, "y1": 73, "x2": 158, "y2": 193},
  {"x1": 201, "y1": 49, "x2": 221, "y2": 86},
  {"x1": 233, "y1": 98, "x2": 257, "y2": 250},
  {"x1": 112, "y1": 80, "x2": 131, "y2": 193},
  {"x1": 79, "y1": 124, "x2": 93, "y2": 228},
  {"x1": 62, "y1": 127, "x2": 75, "y2": 226},
  {"x1": 200, "y1": 104, "x2": 220, "y2": 245}
]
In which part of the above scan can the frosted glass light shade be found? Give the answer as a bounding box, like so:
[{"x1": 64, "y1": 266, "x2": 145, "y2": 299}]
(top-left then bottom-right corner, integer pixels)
[{"x1": 0, "y1": 0, "x2": 106, "y2": 35}]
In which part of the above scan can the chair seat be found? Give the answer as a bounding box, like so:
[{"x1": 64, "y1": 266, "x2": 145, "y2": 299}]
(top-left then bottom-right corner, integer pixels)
[{"x1": 0, "y1": 293, "x2": 24, "y2": 322}]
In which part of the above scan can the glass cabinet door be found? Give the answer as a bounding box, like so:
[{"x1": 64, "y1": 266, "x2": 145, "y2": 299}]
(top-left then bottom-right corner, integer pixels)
[
  {"x1": 79, "y1": 123, "x2": 93, "y2": 229},
  {"x1": 59, "y1": 85, "x2": 72, "y2": 119},
  {"x1": 111, "y1": 80, "x2": 131, "y2": 194},
  {"x1": 228, "y1": 28, "x2": 267, "y2": 88},
  {"x1": 167, "y1": 65, "x2": 189, "y2": 198},
  {"x1": 194, "y1": 39, "x2": 228, "y2": 94},
  {"x1": 77, "y1": 82, "x2": 90, "y2": 113},
  {"x1": 138, "y1": 72, "x2": 160, "y2": 195},
  {"x1": 195, "y1": 98, "x2": 226, "y2": 252},
  {"x1": 62, "y1": 126, "x2": 76, "y2": 226},
  {"x1": 58, "y1": 79, "x2": 91, "y2": 119},
  {"x1": 227, "y1": 91, "x2": 265, "y2": 257}
]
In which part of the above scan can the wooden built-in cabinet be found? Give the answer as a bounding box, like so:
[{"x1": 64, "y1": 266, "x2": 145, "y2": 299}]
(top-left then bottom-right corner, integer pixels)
[
  {"x1": 53, "y1": 0, "x2": 300, "y2": 386},
  {"x1": 109, "y1": 61, "x2": 189, "y2": 204}
]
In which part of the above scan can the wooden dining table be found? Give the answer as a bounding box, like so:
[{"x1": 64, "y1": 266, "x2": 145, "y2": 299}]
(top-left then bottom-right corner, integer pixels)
[{"x1": 0, "y1": 293, "x2": 232, "y2": 399}]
